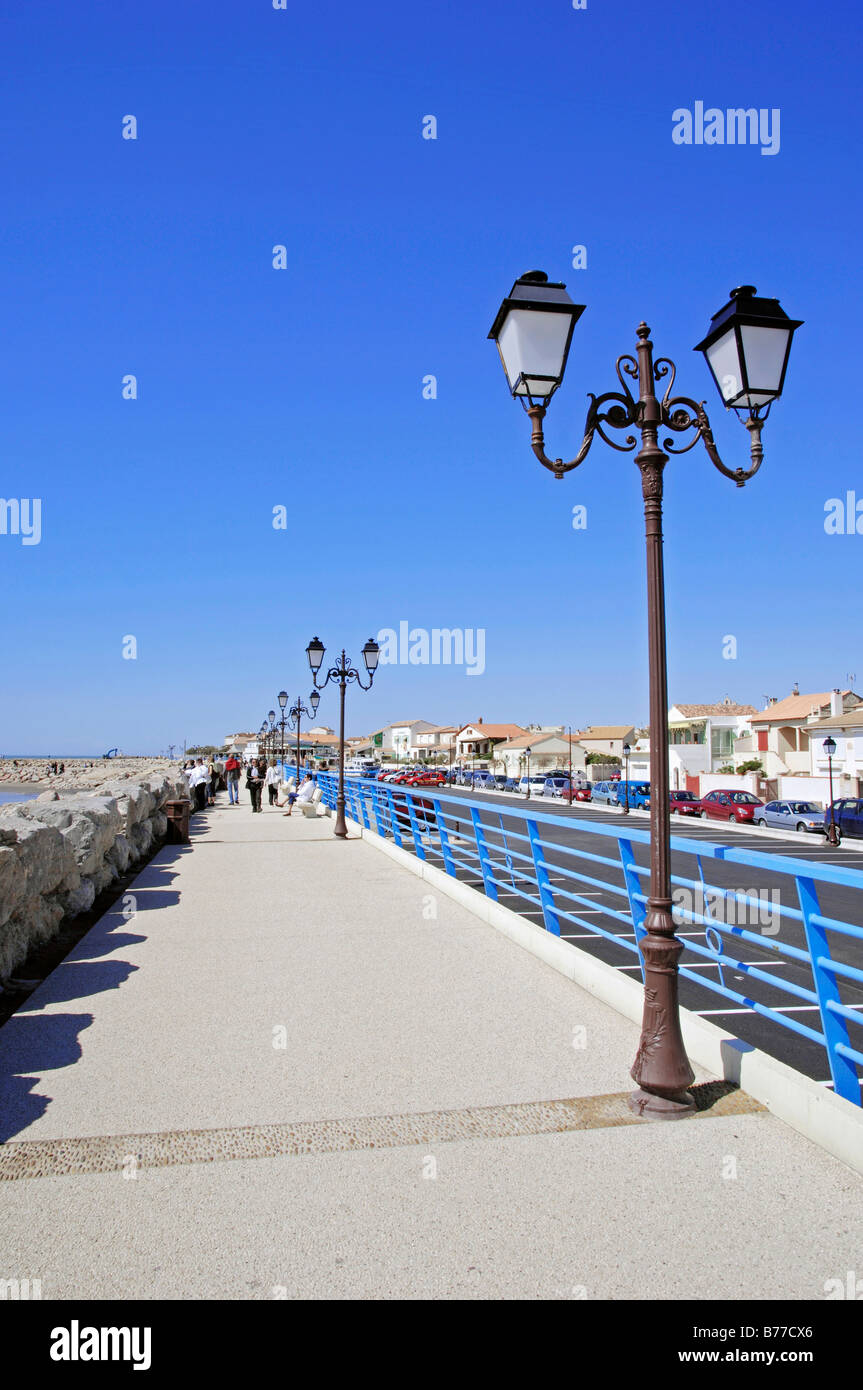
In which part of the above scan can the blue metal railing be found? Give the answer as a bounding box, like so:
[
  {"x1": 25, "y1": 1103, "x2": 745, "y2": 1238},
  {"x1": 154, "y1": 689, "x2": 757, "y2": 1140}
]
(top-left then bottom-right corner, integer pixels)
[{"x1": 307, "y1": 770, "x2": 863, "y2": 1107}]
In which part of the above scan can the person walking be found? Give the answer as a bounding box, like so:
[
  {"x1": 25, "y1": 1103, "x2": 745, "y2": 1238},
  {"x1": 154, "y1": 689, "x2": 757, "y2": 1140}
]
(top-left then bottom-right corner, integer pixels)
[
  {"x1": 247, "y1": 758, "x2": 264, "y2": 813},
  {"x1": 207, "y1": 758, "x2": 218, "y2": 806},
  {"x1": 224, "y1": 753, "x2": 241, "y2": 805},
  {"x1": 192, "y1": 758, "x2": 208, "y2": 812},
  {"x1": 265, "y1": 761, "x2": 280, "y2": 807}
]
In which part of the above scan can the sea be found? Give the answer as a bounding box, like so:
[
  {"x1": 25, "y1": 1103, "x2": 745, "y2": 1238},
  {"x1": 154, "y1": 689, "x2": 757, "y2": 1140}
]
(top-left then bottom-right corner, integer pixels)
[{"x1": 0, "y1": 791, "x2": 38, "y2": 806}]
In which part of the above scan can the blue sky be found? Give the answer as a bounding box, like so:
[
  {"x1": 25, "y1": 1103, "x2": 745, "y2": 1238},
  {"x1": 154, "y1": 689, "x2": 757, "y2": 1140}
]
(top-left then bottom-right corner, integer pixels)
[{"x1": 1, "y1": 0, "x2": 860, "y2": 752}]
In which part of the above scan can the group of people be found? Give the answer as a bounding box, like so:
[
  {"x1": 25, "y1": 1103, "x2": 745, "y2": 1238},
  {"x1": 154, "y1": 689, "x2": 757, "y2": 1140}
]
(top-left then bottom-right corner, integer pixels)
[{"x1": 182, "y1": 754, "x2": 316, "y2": 816}]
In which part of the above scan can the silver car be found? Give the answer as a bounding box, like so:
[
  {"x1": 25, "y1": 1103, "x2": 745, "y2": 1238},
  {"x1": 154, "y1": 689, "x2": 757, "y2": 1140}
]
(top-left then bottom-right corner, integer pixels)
[{"x1": 755, "y1": 800, "x2": 825, "y2": 834}]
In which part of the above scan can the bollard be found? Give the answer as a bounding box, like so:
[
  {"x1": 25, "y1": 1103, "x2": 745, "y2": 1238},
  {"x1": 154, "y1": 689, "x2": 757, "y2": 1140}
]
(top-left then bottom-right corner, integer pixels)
[{"x1": 164, "y1": 798, "x2": 191, "y2": 844}]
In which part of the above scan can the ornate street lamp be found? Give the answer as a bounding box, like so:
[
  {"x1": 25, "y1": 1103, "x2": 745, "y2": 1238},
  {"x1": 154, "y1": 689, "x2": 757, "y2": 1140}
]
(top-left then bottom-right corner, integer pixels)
[
  {"x1": 824, "y1": 736, "x2": 839, "y2": 846},
  {"x1": 490, "y1": 271, "x2": 801, "y2": 1119},
  {"x1": 524, "y1": 745, "x2": 532, "y2": 798},
  {"x1": 277, "y1": 691, "x2": 289, "y2": 770},
  {"x1": 622, "y1": 741, "x2": 632, "y2": 814},
  {"x1": 287, "y1": 689, "x2": 321, "y2": 785},
  {"x1": 307, "y1": 637, "x2": 380, "y2": 837}
]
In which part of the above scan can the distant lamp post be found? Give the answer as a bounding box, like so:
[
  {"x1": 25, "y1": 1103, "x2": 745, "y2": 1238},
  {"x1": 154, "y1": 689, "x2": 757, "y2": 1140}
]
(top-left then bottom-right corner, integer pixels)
[
  {"x1": 308, "y1": 637, "x2": 380, "y2": 837},
  {"x1": 277, "y1": 691, "x2": 289, "y2": 768},
  {"x1": 490, "y1": 271, "x2": 801, "y2": 1120},
  {"x1": 288, "y1": 691, "x2": 320, "y2": 784},
  {"x1": 525, "y1": 745, "x2": 532, "y2": 798},
  {"x1": 824, "y1": 737, "x2": 839, "y2": 846},
  {"x1": 622, "y1": 741, "x2": 632, "y2": 814}
]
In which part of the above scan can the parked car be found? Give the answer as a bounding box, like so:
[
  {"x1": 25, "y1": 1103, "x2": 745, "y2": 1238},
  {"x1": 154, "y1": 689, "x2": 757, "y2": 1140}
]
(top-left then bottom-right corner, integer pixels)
[
  {"x1": 823, "y1": 798, "x2": 863, "y2": 842},
  {"x1": 541, "y1": 776, "x2": 571, "y2": 798},
  {"x1": 698, "y1": 789, "x2": 764, "y2": 823},
  {"x1": 613, "y1": 781, "x2": 651, "y2": 810},
  {"x1": 669, "y1": 790, "x2": 701, "y2": 817},
  {"x1": 754, "y1": 800, "x2": 825, "y2": 834},
  {"x1": 470, "y1": 770, "x2": 497, "y2": 790},
  {"x1": 591, "y1": 781, "x2": 619, "y2": 805},
  {"x1": 405, "y1": 770, "x2": 446, "y2": 787},
  {"x1": 517, "y1": 775, "x2": 549, "y2": 797},
  {"x1": 500, "y1": 776, "x2": 519, "y2": 793}
]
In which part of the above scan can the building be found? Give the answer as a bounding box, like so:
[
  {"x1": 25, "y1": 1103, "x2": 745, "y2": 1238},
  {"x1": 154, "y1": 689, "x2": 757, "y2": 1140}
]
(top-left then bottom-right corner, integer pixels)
[
  {"x1": 371, "y1": 720, "x2": 438, "y2": 761},
  {"x1": 495, "y1": 731, "x2": 588, "y2": 780},
  {"x1": 412, "y1": 725, "x2": 461, "y2": 762},
  {"x1": 577, "y1": 726, "x2": 637, "y2": 760},
  {"x1": 749, "y1": 688, "x2": 862, "y2": 778},
  {"x1": 808, "y1": 708, "x2": 863, "y2": 797},
  {"x1": 455, "y1": 720, "x2": 525, "y2": 763},
  {"x1": 667, "y1": 699, "x2": 758, "y2": 779}
]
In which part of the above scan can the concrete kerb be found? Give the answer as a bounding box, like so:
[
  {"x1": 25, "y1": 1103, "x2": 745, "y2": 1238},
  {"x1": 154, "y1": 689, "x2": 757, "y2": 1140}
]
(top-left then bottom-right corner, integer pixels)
[{"x1": 344, "y1": 813, "x2": 863, "y2": 1178}]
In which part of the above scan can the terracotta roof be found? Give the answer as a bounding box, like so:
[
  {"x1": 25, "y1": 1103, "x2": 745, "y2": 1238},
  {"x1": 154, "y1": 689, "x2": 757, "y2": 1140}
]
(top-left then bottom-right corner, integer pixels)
[
  {"x1": 751, "y1": 691, "x2": 855, "y2": 724},
  {"x1": 809, "y1": 710, "x2": 863, "y2": 730},
  {"x1": 578, "y1": 726, "x2": 635, "y2": 739},
  {"x1": 498, "y1": 732, "x2": 569, "y2": 750},
  {"x1": 672, "y1": 703, "x2": 758, "y2": 717},
  {"x1": 457, "y1": 723, "x2": 525, "y2": 740}
]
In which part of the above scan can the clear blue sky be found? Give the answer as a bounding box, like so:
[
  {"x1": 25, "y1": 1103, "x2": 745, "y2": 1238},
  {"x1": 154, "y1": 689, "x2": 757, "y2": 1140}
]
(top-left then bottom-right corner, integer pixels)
[{"x1": 1, "y1": 0, "x2": 859, "y2": 752}]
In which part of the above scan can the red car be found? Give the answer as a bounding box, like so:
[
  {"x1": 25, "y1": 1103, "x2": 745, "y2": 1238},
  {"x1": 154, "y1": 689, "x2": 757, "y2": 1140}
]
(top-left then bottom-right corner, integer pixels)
[
  {"x1": 697, "y1": 789, "x2": 764, "y2": 823},
  {"x1": 669, "y1": 790, "x2": 701, "y2": 817},
  {"x1": 405, "y1": 771, "x2": 445, "y2": 787},
  {"x1": 559, "y1": 784, "x2": 592, "y2": 803}
]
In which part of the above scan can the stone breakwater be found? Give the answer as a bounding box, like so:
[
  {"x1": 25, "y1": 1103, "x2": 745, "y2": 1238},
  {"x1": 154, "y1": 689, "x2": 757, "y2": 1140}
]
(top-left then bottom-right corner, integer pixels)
[
  {"x1": 0, "y1": 764, "x2": 187, "y2": 979},
  {"x1": 0, "y1": 756, "x2": 168, "y2": 792}
]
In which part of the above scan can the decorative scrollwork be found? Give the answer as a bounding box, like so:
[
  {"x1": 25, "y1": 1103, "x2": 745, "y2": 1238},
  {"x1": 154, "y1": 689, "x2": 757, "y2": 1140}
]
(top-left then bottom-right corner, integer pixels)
[
  {"x1": 660, "y1": 393, "x2": 704, "y2": 454},
  {"x1": 653, "y1": 356, "x2": 677, "y2": 410}
]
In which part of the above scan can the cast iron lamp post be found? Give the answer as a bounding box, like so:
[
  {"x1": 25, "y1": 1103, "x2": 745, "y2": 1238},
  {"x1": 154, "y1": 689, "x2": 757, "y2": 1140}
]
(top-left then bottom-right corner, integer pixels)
[
  {"x1": 524, "y1": 746, "x2": 532, "y2": 798},
  {"x1": 489, "y1": 272, "x2": 801, "y2": 1119},
  {"x1": 622, "y1": 741, "x2": 632, "y2": 814},
  {"x1": 277, "y1": 691, "x2": 289, "y2": 771},
  {"x1": 824, "y1": 737, "x2": 839, "y2": 846},
  {"x1": 307, "y1": 636, "x2": 380, "y2": 838},
  {"x1": 288, "y1": 690, "x2": 321, "y2": 784}
]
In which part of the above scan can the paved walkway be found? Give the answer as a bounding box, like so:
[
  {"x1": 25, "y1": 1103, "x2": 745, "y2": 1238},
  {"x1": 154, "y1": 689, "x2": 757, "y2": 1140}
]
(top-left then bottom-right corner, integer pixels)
[{"x1": 0, "y1": 795, "x2": 861, "y2": 1299}]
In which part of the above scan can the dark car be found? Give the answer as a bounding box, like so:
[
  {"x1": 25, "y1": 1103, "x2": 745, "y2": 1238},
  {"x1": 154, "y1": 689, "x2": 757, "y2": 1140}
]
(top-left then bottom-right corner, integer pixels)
[
  {"x1": 698, "y1": 789, "x2": 763, "y2": 823},
  {"x1": 824, "y1": 798, "x2": 863, "y2": 842},
  {"x1": 670, "y1": 790, "x2": 701, "y2": 817}
]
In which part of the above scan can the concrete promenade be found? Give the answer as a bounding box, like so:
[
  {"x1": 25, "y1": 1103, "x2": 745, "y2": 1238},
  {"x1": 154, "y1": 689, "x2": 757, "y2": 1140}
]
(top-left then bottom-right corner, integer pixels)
[{"x1": 0, "y1": 794, "x2": 861, "y2": 1300}]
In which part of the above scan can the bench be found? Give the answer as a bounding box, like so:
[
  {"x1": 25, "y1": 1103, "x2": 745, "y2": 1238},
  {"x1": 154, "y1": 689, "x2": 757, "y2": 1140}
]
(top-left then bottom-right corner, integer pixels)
[{"x1": 300, "y1": 787, "x2": 324, "y2": 818}]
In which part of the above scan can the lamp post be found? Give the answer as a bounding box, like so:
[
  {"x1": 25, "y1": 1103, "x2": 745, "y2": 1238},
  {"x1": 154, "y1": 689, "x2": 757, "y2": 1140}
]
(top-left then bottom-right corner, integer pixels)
[
  {"x1": 824, "y1": 737, "x2": 839, "y2": 846},
  {"x1": 622, "y1": 741, "x2": 632, "y2": 814},
  {"x1": 525, "y1": 745, "x2": 532, "y2": 798},
  {"x1": 489, "y1": 272, "x2": 801, "y2": 1119},
  {"x1": 307, "y1": 636, "x2": 380, "y2": 838},
  {"x1": 277, "y1": 691, "x2": 289, "y2": 772},
  {"x1": 288, "y1": 690, "x2": 321, "y2": 785}
]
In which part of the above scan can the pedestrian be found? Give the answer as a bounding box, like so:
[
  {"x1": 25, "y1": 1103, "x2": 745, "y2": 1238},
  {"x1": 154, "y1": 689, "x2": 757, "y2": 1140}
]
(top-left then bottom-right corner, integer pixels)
[
  {"x1": 192, "y1": 758, "x2": 208, "y2": 812},
  {"x1": 265, "y1": 761, "x2": 281, "y2": 807},
  {"x1": 247, "y1": 758, "x2": 264, "y2": 812},
  {"x1": 224, "y1": 752, "x2": 241, "y2": 805},
  {"x1": 207, "y1": 758, "x2": 218, "y2": 806}
]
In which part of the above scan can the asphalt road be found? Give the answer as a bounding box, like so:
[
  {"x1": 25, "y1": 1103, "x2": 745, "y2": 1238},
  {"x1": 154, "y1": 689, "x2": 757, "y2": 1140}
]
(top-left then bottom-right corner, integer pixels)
[{"x1": 395, "y1": 784, "x2": 863, "y2": 1093}]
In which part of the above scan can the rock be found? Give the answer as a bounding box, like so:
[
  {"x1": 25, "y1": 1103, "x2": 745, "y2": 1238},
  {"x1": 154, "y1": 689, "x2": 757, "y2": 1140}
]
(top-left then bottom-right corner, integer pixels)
[
  {"x1": 62, "y1": 878, "x2": 97, "y2": 917},
  {"x1": 36, "y1": 790, "x2": 60, "y2": 801}
]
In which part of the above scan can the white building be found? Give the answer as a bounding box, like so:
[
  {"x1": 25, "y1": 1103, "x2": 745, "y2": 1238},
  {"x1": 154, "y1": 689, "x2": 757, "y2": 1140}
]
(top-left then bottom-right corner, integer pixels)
[
  {"x1": 808, "y1": 708, "x2": 863, "y2": 798},
  {"x1": 750, "y1": 688, "x2": 861, "y2": 778}
]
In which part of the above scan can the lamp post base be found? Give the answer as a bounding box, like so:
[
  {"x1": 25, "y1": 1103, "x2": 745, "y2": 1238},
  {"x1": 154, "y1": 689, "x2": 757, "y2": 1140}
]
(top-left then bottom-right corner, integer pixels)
[
  {"x1": 335, "y1": 799, "x2": 348, "y2": 838},
  {"x1": 629, "y1": 1087, "x2": 695, "y2": 1120}
]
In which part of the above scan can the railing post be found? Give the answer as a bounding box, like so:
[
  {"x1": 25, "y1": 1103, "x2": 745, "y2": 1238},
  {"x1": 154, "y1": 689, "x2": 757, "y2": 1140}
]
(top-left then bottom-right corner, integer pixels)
[
  {"x1": 796, "y1": 875, "x2": 860, "y2": 1104},
  {"x1": 386, "y1": 788, "x2": 403, "y2": 848},
  {"x1": 470, "y1": 807, "x2": 498, "y2": 902},
  {"x1": 526, "y1": 818, "x2": 558, "y2": 935},
  {"x1": 619, "y1": 837, "x2": 647, "y2": 981},
  {"x1": 405, "y1": 794, "x2": 427, "y2": 860},
  {"x1": 433, "y1": 799, "x2": 456, "y2": 877},
  {"x1": 370, "y1": 784, "x2": 386, "y2": 837}
]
